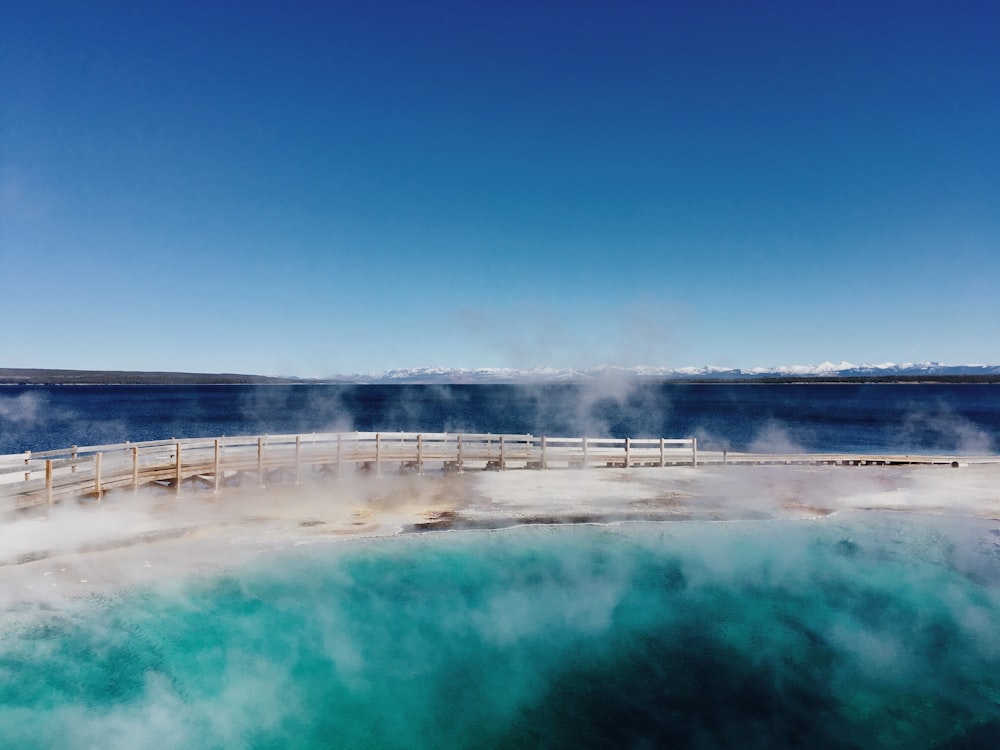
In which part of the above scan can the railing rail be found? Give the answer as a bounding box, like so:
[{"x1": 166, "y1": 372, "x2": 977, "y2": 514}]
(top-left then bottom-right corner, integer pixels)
[{"x1": 0, "y1": 432, "x2": 699, "y2": 509}]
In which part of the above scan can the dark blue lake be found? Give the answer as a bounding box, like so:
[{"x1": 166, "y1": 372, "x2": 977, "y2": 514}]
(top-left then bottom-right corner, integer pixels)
[{"x1": 1, "y1": 382, "x2": 998, "y2": 455}]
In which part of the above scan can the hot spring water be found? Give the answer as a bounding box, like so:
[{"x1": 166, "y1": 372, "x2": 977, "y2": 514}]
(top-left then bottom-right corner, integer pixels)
[{"x1": 2, "y1": 514, "x2": 999, "y2": 748}]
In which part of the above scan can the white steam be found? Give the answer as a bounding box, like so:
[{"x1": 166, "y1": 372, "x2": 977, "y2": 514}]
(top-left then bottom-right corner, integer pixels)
[{"x1": 0, "y1": 392, "x2": 45, "y2": 426}]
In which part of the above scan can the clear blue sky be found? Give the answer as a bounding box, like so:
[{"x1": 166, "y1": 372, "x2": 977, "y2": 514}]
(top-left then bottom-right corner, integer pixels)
[{"x1": 2, "y1": 0, "x2": 998, "y2": 376}]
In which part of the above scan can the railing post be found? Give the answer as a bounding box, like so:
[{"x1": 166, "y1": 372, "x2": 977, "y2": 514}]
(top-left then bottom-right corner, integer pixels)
[
  {"x1": 457, "y1": 434, "x2": 463, "y2": 472},
  {"x1": 175, "y1": 443, "x2": 182, "y2": 496},
  {"x1": 625, "y1": 437, "x2": 631, "y2": 468},
  {"x1": 214, "y1": 439, "x2": 221, "y2": 493},
  {"x1": 375, "y1": 433, "x2": 381, "y2": 477},
  {"x1": 132, "y1": 446, "x2": 139, "y2": 492},
  {"x1": 499, "y1": 435, "x2": 506, "y2": 470},
  {"x1": 71, "y1": 446, "x2": 78, "y2": 474},
  {"x1": 295, "y1": 435, "x2": 302, "y2": 485},
  {"x1": 24, "y1": 451, "x2": 31, "y2": 482},
  {"x1": 95, "y1": 452, "x2": 103, "y2": 502},
  {"x1": 45, "y1": 459, "x2": 53, "y2": 506},
  {"x1": 660, "y1": 437, "x2": 665, "y2": 467},
  {"x1": 417, "y1": 434, "x2": 423, "y2": 475},
  {"x1": 337, "y1": 433, "x2": 342, "y2": 476},
  {"x1": 582, "y1": 437, "x2": 588, "y2": 468},
  {"x1": 258, "y1": 437, "x2": 265, "y2": 487},
  {"x1": 692, "y1": 437, "x2": 698, "y2": 467},
  {"x1": 541, "y1": 436, "x2": 547, "y2": 470}
]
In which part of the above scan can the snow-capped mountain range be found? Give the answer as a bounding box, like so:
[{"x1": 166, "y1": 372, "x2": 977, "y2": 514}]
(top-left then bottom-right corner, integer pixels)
[
  {"x1": 343, "y1": 362, "x2": 1000, "y2": 384},
  {"x1": 4, "y1": 363, "x2": 997, "y2": 386}
]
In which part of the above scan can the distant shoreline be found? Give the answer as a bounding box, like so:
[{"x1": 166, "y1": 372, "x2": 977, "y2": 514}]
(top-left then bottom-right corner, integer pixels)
[
  {"x1": 3, "y1": 367, "x2": 1000, "y2": 386},
  {"x1": 0, "y1": 368, "x2": 313, "y2": 386}
]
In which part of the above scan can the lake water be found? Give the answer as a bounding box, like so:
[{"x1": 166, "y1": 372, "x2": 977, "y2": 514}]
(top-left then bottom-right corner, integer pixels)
[
  {"x1": 2, "y1": 384, "x2": 1000, "y2": 748},
  {"x1": 2, "y1": 382, "x2": 999, "y2": 455}
]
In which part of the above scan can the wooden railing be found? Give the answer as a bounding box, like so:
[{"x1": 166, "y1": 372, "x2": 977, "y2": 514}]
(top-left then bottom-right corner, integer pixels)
[{"x1": 0, "y1": 432, "x2": 699, "y2": 510}]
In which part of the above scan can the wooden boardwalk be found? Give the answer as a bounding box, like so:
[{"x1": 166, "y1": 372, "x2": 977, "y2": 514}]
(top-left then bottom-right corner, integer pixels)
[{"x1": 1, "y1": 432, "x2": 997, "y2": 511}]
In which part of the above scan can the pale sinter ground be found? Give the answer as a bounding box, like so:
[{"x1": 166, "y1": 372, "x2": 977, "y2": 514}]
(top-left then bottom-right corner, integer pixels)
[{"x1": 1, "y1": 464, "x2": 999, "y2": 607}]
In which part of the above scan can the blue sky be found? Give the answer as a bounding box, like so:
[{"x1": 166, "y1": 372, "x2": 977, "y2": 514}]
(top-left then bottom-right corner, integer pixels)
[{"x1": 2, "y1": 0, "x2": 998, "y2": 376}]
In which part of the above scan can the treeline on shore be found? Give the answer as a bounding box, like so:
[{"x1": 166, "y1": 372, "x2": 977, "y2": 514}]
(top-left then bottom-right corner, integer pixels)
[{"x1": 0, "y1": 368, "x2": 307, "y2": 386}]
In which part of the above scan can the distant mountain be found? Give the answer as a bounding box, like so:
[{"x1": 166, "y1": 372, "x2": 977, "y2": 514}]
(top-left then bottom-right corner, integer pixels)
[
  {"x1": 3, "y1": 362, "x2": 999, "y2": 386},
  {"x1": 348, "y1": 362, "x2": 1000, "y2": 383}
]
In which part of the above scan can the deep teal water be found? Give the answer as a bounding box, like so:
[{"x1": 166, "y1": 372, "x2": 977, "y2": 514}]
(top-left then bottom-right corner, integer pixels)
[{"x1": 3, "y1": 517, "x2": 1000, "y2": 749}]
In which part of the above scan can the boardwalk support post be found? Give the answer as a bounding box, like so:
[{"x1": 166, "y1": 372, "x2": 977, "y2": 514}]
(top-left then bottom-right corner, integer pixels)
[
  {"x1": 95, "y1": 452, "x2": 103, "y2": 502},
  {"x1": 295, "y1": 435, "x2": 302, "y2": 485},
  {"x1": 258, "y1": 437, "x2": 265, "y2": 487},
  {"x1": 214, "y1": 439, "x2": 221, "y2": 493},
  {"x1": 175, "y1": 443, "x2": 182, "y2": 496},
  {"x1": 45, "y1": 459, "x2": 53, "y2": 506},
  {"x1": 692, "y1": 437, "x2": 698, "y2": 467}
]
